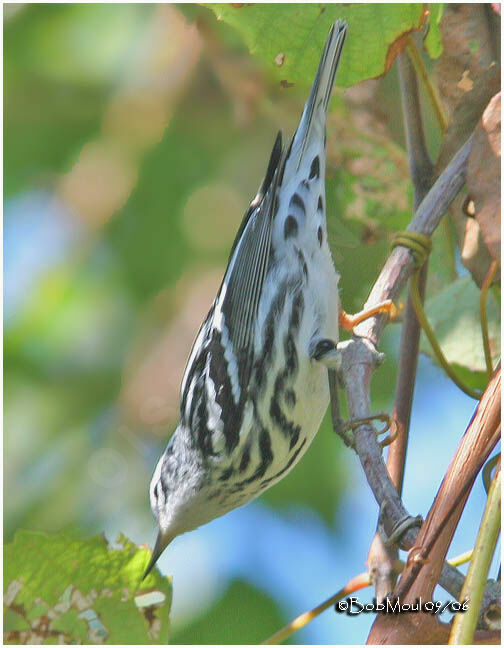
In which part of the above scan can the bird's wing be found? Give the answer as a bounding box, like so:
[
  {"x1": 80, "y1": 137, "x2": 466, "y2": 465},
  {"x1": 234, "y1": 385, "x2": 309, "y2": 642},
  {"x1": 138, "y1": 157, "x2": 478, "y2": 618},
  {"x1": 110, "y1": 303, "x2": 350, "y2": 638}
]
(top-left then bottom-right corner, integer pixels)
[
  {"x1": 179, "y1": 133, "x2": 284, "y2": 432},
  {"x1": 216, "y1": 132, "x2": 284, "y2": 394}
]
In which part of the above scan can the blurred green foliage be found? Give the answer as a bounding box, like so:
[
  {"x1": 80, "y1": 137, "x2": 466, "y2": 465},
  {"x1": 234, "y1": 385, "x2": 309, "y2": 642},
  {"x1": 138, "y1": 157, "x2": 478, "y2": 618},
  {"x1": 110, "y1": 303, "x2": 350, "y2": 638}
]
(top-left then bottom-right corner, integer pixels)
[
  {"x1": 6, "y1": 2, "x2": 403, "y2": 547},
  {"x1": 171, "y1": 580, "x2": 289, "y2": 645},
  {"x1": 5, "y1": 3, "x2": 493, "y2": 645}
]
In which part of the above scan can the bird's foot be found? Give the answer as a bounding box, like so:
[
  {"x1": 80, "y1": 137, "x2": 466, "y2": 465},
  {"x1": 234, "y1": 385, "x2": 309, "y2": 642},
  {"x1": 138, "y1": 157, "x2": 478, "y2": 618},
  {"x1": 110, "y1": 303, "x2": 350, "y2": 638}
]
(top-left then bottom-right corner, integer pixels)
[
  {"x1": 332, "y1": 412, "x2": 397, "y2": 449},
  {"x1": 339, "y1": 300, "x2": 401, "y2": 331}
]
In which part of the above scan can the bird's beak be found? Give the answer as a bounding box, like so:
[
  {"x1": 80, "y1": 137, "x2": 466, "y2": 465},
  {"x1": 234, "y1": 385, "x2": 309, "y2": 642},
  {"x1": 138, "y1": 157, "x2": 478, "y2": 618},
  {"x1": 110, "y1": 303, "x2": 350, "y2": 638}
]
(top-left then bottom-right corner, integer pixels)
[{"x1": 142, "y1": 530, "x2": 171, "y2": 580}]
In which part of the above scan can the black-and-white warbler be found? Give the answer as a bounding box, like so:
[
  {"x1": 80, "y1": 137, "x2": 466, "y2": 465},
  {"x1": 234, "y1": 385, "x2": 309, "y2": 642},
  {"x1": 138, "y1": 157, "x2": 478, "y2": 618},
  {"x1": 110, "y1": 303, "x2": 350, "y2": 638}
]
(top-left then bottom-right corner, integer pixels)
[{"x1": 145, "y1": 20, "x2": 350, "y2": 577}]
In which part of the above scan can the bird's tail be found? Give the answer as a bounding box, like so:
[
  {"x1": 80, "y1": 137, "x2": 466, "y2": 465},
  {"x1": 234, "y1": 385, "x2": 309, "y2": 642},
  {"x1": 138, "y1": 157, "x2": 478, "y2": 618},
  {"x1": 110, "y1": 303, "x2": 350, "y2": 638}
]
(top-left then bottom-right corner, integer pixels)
[{"x1": 290, "y1": 19, "x2": 347, "y2": 170}]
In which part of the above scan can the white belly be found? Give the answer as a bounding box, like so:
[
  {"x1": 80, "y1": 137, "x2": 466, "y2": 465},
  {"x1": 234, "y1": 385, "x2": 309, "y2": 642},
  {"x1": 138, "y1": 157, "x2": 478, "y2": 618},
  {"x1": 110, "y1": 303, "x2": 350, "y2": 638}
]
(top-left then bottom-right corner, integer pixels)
[{"x1": 246, "y1": 240, "x2": 340, "y2": 491}]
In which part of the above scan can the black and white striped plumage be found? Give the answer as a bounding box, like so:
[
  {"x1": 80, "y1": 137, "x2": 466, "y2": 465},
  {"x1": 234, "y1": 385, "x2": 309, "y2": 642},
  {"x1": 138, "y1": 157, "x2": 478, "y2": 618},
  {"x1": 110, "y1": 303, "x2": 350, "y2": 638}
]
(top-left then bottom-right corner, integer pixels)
[{"x1": 146, "y1": 20, "x2": 348, "y2": 576}]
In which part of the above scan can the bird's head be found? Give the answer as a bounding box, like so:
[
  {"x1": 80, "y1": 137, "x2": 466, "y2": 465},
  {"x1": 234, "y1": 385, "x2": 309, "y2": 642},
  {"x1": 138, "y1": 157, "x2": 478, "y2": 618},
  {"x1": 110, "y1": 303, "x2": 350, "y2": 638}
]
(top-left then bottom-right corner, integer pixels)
[
  {"x1": 143, "y1": 445, "x2": 177, "y2": 579},
  {"x1": 142, "y1": 527, "x2": 174, "y2": 580},
  {"x1": 143, "y1": 428, "x2": 209, "y2": 580}
]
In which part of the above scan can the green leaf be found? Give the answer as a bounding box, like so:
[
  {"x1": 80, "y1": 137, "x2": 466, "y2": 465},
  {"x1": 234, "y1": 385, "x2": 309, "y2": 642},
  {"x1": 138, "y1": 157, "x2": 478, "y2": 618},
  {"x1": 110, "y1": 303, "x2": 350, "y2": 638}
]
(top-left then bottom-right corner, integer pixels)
[
  {"x1": 4, "y1": 608, "x2": 31, "y2": 632},
  {"x1": 51, "y1": 609, "x2": 88, "y2": 641},
  {"x1": 424, "y1": 4, "x2": 444, "y2": 59},
  {"x1": 4, "y1": 531, "x2": 172, "y2": 645},
  {"x1": 205, "y1": 3, "x2": 425, "y2": 87},
  {"x1": 420, "y1": 276, "x2": 500, "y2": 390}
]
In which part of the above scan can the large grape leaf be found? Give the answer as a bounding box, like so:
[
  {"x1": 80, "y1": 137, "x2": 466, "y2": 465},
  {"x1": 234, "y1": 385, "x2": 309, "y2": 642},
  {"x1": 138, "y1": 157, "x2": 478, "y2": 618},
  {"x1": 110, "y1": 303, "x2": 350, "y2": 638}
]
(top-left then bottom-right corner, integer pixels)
[
  {"x1": 420, "y1": 276, "x2": 501, "y2": 391},
  {"x1": 4, "y1": 531, "x2": 171, "y2": 645},
  {"x1": 204, "y1": 4, "x2": 427, "y2": 88}
]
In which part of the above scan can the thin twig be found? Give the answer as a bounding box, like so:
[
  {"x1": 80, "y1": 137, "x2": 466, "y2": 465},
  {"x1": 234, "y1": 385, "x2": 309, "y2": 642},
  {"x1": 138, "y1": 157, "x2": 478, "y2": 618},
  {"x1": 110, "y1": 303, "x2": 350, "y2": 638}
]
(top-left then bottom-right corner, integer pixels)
[
  {"x1": 351, "y1": 134, "x2": 473, "y2": 347},
  {"x1": 482, "y1": 454, "x2": 500, "y2": 494},
  {"x1": 449, "y1": 461, "x2": 501, "y2": 644},
  {"x1": 387, "y1": 264, "x2": 428, "y2": 490},
  {"x1": 406, "y1": 36, "x2": 448, "y2": 132},
  {"x1": 330, "y1": 134, "x2": 474, "y2": 601},
  {"x1": 394, "y1": 367, "x2": 501, "y2": 603},
  {"x1": 368, "y1": 50, "x2": 434, "y2": 601},
  {"x1": 392, "y1": 50, "x2": 433, "y2": 458},
  {"x1": 408, "y1": 270, "x2": 482, "y2": 399},
  {"x1": 368, "y1": 369, "x2": 501, "y2": 644},
  {"x1": 262, "y1": 549, "x2": 475, "y2": 645},
  {"x1": 392, "y1": 49, "x2": 434, "y2": 482},
  {"x1": 398, "y1": 51, "x2": 434, "y2": 203},
  {"x1": 261, "y1": 572, "x2": 371, "y2": 645},
  {"x1": 441, "y1": 216, "x2": 458, "y2": 281}
]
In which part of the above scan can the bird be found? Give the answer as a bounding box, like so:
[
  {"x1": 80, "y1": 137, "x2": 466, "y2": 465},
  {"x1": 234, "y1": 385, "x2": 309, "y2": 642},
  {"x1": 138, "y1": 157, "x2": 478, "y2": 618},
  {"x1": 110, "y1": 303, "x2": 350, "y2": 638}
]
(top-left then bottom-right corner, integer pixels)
[{"x1": 145, "y1": 20, "x2": 356, "y2": 578}]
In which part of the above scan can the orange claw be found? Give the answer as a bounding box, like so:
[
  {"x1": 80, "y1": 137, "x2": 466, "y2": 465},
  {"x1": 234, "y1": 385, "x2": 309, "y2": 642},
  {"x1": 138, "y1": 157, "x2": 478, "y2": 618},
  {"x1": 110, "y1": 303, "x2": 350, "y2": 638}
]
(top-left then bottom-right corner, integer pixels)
[{"x1": 339, "y1": 300, "x2": 399, "y2": 331}]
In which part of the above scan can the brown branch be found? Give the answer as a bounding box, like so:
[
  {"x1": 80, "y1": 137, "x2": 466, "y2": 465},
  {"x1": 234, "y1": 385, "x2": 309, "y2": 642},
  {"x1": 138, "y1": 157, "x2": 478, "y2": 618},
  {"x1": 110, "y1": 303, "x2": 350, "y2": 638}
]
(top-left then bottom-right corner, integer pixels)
[
  {"x1": 333, "y1": 133, "x2": 474, "y2": 601},
  {"x1": 367, "y1": 367, "x2": 501, "y2": 645},
  {"x1": 394, "y1": 366, "x2": 501, "y2": 602},
  {"x1": 387, "y1": 262, "x2": 427, "y2": 490},
  {"x1": 389, "y1": 50, "x2": 434, "y2": 492},
  {"x1": 351, "y1": 134, "x2": 473, "y2": 348},
  {"x1": 398, "y1": 51, "x2": 435, "y2": 203},
  {"x1": 368, "y1": 49, "x2": 435, "y2": 601}
]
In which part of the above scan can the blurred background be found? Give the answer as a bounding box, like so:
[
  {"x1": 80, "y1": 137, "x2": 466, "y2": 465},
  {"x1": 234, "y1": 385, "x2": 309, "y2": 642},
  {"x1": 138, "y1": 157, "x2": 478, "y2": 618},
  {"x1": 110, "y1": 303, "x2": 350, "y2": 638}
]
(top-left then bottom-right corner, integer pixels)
[{"x1": 4, "y1": 4, "x2": 498, "y2": 644}]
